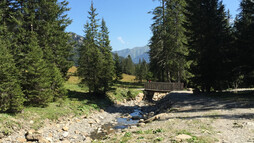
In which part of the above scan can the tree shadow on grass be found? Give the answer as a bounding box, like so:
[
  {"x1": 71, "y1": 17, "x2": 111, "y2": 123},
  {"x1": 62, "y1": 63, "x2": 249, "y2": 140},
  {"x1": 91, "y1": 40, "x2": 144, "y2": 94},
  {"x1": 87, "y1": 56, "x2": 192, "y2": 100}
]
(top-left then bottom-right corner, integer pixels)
[
  {"x1": 67, "y1": 88, "x2": 254, "y2": 120},
  {"x1": 67, "y1": 90, "x2": 114, "y2": 110}
]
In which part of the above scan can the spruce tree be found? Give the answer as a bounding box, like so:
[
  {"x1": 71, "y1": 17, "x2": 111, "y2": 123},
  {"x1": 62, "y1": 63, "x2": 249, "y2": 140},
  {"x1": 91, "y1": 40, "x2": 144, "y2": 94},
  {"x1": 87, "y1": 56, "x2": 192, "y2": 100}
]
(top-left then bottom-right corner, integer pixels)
[
  {"x1": 149, "y1": 0, "x2": 166, "y2": 81},
  {"x1": 235, "y1": 0, "x2": 254, "y2": 86},
  {"x1": 113, "y1": 53, "x2": 123, "y2": 81},
  {"x1": 150, "y1": 0, "x2": 188, "y2": 82},
  {"x1": 99, "y1": 18, "x2": 115, "y2": 92},
  {"x1": 35, "y1": 0, "x2": 73, "y2": 77},
  {"x1": 124, "y1": 55, "x2": 135, "y2": 75},
  {"x1": 78, "y1": 2, "x2": 103, "y2": 93},
  {"x1": 0, "y1": 35, "x2": 24, "y2": 113},
  {"x1": 185, "y1": 0, "x2": 233, "y2": 91},
  {"x1": 21, "y1": 32, "x2": 53, "y2": 106}
]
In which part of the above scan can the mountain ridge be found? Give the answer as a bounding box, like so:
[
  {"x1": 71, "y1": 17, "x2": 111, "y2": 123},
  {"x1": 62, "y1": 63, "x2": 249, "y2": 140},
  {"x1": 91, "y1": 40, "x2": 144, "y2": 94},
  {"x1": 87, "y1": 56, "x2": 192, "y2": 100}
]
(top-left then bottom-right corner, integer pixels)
[
  {"x1": 69, "y1": 32, "x2": 150, "y2": 64},
  {"x1": 113, "y1": 46, "x2": 150, "y2": 63}
]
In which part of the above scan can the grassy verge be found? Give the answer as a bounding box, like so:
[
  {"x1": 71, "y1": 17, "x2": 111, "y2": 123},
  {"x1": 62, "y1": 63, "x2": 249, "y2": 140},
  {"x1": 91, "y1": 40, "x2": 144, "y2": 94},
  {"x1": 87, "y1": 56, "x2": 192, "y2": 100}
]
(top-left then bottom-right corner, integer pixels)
[{"x1": 0, "y1": 73, "x2": 143, "y2": 136}]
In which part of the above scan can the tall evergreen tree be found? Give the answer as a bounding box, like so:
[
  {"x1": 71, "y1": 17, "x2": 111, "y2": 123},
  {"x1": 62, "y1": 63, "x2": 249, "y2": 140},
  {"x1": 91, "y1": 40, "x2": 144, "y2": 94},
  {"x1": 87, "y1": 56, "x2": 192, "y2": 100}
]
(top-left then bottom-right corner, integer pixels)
[
  {"x1": 78, "y1": 2, "x2": 103, "y2": 93},
  {"x1": 135, "y1": 59, "x2": 148, "y2": 82},
  {"x1": 149, "y1": 0, "x2": 188, "y2": 82},
  {"x1": 123, "y1": 55, "x2": 135, "y2": 75},
  {"x1": 0, "y1": 7, "x2": 24, "y2": 112},
  {"x1": 21, "y1": 32, "x2": 53, "y2": 106},
  {"x1": 185, "y1": 0, "x2": 233, "y2": 91},
  {"x1": 35, "y1": 0, "x2": 73, "y2": 77},
  {"x1": 149, "y1": 0, "x2": 166, "y2": 81},
  {"x1": 99, "y1": 18, "x2": 115, "y2": 92},
  {"x1": 113, "y1": 53, "x2": 123, "y2": 81},
  {"x1": 235, "y1": 0, "x2": 254, "y2": 86},
  {"x1": 0, "y1": 41, "x2": 25, "y2": 113}
]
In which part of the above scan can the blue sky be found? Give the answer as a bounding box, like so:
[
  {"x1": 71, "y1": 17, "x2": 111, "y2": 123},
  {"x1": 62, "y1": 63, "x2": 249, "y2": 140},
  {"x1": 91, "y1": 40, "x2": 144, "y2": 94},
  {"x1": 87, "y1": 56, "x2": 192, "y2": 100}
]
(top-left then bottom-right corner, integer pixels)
[{"x1": 62, "y1": 0, "x2": 241, "y2": 51}]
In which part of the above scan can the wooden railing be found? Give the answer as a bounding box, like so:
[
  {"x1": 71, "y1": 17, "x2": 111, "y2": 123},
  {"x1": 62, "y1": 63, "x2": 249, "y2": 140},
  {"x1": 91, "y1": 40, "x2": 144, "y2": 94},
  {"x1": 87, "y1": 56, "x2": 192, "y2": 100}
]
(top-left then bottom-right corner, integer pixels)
[{"x1": 144, "y1": 82, "x2": 184, "y2": 92}]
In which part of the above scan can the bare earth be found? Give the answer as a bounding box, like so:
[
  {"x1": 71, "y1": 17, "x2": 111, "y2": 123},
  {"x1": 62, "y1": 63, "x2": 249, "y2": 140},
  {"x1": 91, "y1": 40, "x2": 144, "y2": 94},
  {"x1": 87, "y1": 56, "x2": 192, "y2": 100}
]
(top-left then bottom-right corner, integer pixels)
[{"x1": 105, "y1": 91, "x2": 254, "y2": 143}]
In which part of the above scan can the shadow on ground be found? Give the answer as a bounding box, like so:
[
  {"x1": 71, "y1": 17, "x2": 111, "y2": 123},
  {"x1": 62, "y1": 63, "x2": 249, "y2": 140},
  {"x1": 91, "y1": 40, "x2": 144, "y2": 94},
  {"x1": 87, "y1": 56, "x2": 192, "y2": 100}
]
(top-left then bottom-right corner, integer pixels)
[{"x1": 67, "y1": 88, "x2": 254, "y2": 120}]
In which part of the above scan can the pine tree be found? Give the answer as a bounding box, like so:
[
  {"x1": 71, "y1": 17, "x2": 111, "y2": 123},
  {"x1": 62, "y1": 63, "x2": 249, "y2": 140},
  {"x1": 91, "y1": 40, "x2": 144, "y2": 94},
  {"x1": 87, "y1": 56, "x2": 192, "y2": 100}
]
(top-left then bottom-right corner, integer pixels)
[
  {"x1": 235, "y1": 0, "x2": 254, "y2": 86},
  {"x1": 135, "y1": 59, "x2": 142, "y2": 82},
  {"x1": 149, "y1": 0, "x2": 166, "y2": 81},
  {"x1": 21, "y1": 32, "x2": 53, "y2": 106},
  {"x1": 150, "y1": 0, "x2": 188, "y2": 82},
  {"x1": 99, "y1": 18, "x2": 115, "y2": 92},
  {"x1": 78, "y1": 2, "x2": 103, "y2": 93},
  {"x1": 48, "y1": 63, "x2": 67, "y2": 101},
  {"x1": 135, "y1": 59, "x2": 148, "y2": 82},
  {"x1": 0, "y1": 1, "x2": 24, "y2": 113},
  {"x1": 113, "y1": 53, "x2": 123, "y2": 81},
  {"x1": 185, "y1": 0, "x2": 233, "y2": 91},
  {"x1": 35, "y1": 0, "x2": 73, "y2": 77}
]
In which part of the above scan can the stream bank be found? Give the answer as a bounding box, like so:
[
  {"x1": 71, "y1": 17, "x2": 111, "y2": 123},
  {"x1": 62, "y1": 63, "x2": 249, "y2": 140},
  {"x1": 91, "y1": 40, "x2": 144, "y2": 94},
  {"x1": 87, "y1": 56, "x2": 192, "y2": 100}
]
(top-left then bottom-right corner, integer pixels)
[{"x1": 0, "y1": 92, "x2": 168, "y2": 143}]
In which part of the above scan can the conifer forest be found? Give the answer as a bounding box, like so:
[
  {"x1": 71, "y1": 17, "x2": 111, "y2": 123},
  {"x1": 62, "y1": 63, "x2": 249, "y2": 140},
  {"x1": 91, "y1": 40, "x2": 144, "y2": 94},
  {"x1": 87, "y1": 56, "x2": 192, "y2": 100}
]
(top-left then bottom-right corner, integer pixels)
[{"x1": 0, "y1": 0, "x2": 253, "y2": 117}]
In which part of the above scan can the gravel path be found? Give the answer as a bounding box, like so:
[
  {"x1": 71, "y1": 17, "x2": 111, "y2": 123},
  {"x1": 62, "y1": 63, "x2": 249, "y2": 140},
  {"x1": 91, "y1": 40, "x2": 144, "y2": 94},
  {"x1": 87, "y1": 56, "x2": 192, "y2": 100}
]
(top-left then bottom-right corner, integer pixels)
[{"x1": 165, "y1": 91, "x2": 254, "y2": 143}]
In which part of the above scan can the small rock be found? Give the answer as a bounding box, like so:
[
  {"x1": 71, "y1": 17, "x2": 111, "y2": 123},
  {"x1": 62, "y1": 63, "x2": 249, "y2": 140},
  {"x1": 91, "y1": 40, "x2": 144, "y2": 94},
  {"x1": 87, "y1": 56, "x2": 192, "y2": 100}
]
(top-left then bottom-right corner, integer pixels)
[
  {"x1": 17, "y1": 138, "x2": 27, "y2": 142},
  {"x1": 100, "y1": 109, "x2": 104, "y2": 113},
  {"x1": 61, "y1": 140, "x2": 70, "y2": 143},
  {"x1": 139, "y1": 119, "x2": 144, "y2": 123},
  {"x1": 30, "y1": 120, "x2": 34, "y2": 124},
  {"x1": 0, "y1": 133, "x2": 4, "y2": 139},
  {"x1": 98, "y1": 116, "x2": 104, "y2": 120},
  {"x1": 27, "y1": 129, "x2": 35, "y2": 134},
  {"x1": 137, "y1": 123, "x2": 146, "y2": 127},
  {"x1": 95, "y1": 118, "x2": 100, "y2": 123},
  {"x1": 130, "y1": 125, "x2": 137, "y2": 129},
  {"x1": 25, "y1": 130, "x2": 42, "y2": 141},
  {"x1": 175, "y1": 134, "x2": 192, "y2": 141},
  {"x1": 85, "y1": 137, "x2": 92, "y2": 143},
  {"x1": 62, "y1": 132, "x2": 69, "y2": 138},
  {"x1": 149, "y1": 112, "x2": 155, "y2": 116},
  {"x1": 75, "y1": 119, "x2": 81, "y2": 123},
  {"x1": 74, "y1": 130, "x2": 80, "y2": 134},
  {"x1": 62, "y1": 126, "x2": 69, "y2": 131},
  {"x1": 88, "y1": 120, "x2": 96, "y2": 124},
  {"x1": 39, "y1": 138, "x2": 50, "y2": 143},
  {"x1": 81, "y1": 115, "x2": 87, "y2": 118},
  {"x1": 46, "y1": 137, "x2": 53, "y2": 143}
]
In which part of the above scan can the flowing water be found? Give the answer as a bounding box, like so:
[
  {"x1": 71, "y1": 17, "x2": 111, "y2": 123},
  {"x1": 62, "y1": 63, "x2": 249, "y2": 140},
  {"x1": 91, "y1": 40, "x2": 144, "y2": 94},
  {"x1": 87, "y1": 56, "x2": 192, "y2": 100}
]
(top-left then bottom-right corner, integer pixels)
[{"x1": 90, "y1": 107, "x2": 143, "y2": 140}]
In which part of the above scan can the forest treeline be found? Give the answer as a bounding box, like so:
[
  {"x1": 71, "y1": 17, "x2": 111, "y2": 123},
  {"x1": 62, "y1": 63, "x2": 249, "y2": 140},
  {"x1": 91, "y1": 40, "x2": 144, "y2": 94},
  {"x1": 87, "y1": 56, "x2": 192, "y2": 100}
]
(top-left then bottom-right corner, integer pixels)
[
  {"x1": 0, "y1": 0, "x2": 253, "y2": 113},
  {"x1": 0, "y1": 0, "x2": 72, "y2": 113},
  {"x1": 149, "y1": 0, "x2": 254, "y2": 92}
]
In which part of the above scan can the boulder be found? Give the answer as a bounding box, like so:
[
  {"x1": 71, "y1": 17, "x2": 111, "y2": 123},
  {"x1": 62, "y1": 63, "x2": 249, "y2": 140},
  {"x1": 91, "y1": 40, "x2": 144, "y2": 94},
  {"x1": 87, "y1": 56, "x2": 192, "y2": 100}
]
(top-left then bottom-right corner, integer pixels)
[
  {"x1": 136, "y1": 93, "x2": 144, "y2": 102},
  {"x1": 25, "y1": 130, "x2": 42, "y2": 141}
]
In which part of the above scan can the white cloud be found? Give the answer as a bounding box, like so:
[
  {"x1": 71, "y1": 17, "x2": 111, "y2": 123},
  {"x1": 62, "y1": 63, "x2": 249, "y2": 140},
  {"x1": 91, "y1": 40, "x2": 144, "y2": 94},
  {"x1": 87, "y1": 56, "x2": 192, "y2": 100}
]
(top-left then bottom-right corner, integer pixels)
[{"x1": 117, "y1": 36, "x2": 126, "y2": 44}]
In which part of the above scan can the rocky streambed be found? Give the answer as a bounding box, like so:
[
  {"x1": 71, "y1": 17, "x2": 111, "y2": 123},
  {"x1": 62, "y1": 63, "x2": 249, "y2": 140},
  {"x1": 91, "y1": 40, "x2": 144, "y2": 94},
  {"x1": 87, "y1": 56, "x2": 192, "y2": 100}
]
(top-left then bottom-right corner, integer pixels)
[{"x1": 0, "y1": 92, "x2": 171, "y2": 143}]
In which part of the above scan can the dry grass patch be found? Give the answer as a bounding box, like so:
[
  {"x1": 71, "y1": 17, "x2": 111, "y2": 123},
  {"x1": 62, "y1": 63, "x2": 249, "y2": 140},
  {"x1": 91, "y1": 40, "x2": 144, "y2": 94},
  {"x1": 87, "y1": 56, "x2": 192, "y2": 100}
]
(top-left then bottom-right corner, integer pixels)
[
  {"x1": 120, "y1": 74, "x2": 136, "y2": 82},
  {"x1": 68, "y1": 66, "x2": 77, "y2": 73}
]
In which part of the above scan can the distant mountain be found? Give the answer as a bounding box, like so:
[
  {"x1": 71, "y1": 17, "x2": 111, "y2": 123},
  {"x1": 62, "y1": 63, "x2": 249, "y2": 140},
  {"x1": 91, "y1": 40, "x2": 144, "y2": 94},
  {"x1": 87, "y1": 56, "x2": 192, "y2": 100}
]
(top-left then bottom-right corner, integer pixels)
[
  {"x1": 114, "y1": 46, "x2": 150, "y2": 63},
  {"x1": 68, "y1": 32, "x2": 84, "y2": 66},
  {"x1": 68, "y1": 32, "x2": 150, "y2": 64}
]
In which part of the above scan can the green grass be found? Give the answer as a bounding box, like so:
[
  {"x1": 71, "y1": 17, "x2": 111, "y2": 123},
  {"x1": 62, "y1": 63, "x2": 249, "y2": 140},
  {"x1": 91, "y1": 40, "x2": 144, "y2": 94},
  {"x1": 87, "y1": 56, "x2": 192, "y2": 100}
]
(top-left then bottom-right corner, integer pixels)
[{"x1": 0, "y1": 74, "x2": 144, "y2": 137}]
